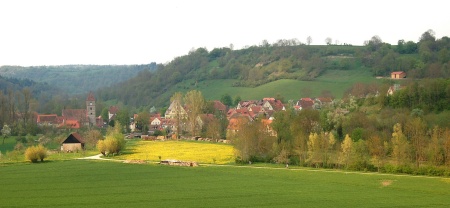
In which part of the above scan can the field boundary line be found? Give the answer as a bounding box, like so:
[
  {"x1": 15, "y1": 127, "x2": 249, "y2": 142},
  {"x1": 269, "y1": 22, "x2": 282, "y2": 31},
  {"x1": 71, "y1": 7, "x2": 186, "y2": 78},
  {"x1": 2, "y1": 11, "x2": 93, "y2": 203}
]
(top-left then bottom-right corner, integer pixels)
[{"x1": 201, "y1": 163, "x2": 447, "y2": 179}]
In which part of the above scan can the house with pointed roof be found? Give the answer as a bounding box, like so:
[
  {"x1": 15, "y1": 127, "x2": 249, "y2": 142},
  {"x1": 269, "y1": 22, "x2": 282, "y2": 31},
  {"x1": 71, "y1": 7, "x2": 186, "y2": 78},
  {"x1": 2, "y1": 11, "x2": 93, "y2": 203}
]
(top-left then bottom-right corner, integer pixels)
[
  {"x1": 211, "y1": 100, "x2": 227, "y2": 113},
  {"x1": 36, "y1": 114, "x2": 62, "y2": 126},
  {"x1": 61, "y1": 132, "x2": 85, "y2": 152},
  {"x1": 294, "y1": 98, "x2": 315, "y2": 110},
  {"x1": 108, "y1": 106, "x2": 119, "y2": 121},
  {"x1": 391, "y1": 71, "x2": 406, "y2": 79},
  {"x1": 165, "y1": 99, "x2": 187, "y2": 119}
]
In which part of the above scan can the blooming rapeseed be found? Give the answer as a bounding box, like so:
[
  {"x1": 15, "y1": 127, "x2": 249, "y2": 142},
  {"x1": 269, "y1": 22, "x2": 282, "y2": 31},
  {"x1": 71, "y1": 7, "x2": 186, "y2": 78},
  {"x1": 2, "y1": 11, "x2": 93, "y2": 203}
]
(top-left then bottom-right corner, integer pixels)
[{"x1": 124, "y1": 141, "x2": 234, "y2": 164}]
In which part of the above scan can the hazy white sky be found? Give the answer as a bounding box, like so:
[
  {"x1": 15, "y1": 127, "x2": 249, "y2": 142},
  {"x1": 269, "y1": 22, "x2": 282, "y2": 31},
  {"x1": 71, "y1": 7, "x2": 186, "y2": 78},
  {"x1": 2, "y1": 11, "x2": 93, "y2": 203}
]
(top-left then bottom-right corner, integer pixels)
[{"x1": 0, "y1": 0, "x2": 449, "y2": 66}]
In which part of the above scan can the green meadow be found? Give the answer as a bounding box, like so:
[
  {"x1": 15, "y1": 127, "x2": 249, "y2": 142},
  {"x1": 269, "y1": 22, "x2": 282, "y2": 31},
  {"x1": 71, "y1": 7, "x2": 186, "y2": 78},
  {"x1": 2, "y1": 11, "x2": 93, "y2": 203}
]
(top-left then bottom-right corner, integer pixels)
[
  {"x1": 1, "y1": 160, "x2": 449, "y2": 207},
  {"x1": 171, "y1": 69, "x2": 379, "y2": 101}
]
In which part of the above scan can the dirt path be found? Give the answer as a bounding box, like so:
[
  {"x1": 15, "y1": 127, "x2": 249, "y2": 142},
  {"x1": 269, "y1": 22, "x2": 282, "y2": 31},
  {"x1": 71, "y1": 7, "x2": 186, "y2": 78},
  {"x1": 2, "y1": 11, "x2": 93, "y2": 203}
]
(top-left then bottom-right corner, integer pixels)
[{"x1": 78, "y1": 154, "x2": 123, "y2": 161}]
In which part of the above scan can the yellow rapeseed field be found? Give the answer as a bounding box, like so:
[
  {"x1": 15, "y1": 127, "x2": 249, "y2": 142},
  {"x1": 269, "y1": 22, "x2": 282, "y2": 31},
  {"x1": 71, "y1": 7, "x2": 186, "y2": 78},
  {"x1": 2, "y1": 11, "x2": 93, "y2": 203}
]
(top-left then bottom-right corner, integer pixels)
[{"x1": 123, "y1": 140, "x2": 235, "y2": 164}]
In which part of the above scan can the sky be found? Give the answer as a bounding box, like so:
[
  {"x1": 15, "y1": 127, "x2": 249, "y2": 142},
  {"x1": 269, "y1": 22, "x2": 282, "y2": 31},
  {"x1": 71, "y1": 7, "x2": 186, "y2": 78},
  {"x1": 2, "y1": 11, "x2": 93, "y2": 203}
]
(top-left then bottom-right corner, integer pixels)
[{"x1": 0, "y1": 0, "x2": 449, "y2": 66}]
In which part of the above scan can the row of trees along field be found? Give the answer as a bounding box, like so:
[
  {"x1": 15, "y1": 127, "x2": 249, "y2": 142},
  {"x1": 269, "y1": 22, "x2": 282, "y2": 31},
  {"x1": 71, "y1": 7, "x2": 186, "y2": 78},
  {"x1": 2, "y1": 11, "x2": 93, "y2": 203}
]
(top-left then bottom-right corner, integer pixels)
[
  {"x1": 96, "y1": 29, "x2": 450, "y2": 110},
  {"x1": 230, "y1": 78, "x2": 450, "y2": 176}
]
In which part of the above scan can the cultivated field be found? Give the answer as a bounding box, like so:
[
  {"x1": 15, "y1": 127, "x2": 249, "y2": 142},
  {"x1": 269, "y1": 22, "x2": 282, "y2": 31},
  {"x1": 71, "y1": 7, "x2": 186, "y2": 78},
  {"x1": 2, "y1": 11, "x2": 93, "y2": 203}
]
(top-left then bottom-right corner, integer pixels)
[
  {"x1": 117, "y1": 140, "x2": 234, "y2": 164},
  {"x1": 1, "y1": 160, "x2": 449, "y2": 207}
]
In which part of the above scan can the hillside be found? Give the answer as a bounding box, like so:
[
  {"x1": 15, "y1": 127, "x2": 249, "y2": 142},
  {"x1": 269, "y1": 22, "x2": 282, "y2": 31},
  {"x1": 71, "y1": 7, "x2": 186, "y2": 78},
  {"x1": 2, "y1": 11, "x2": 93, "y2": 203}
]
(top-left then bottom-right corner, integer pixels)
[
  {"x1": 0, "y1": 74, "x2": 61, "y2": 99},
  {"x1": 1, "y1": 30, "x2": 448, "y2": 112},
  {"x1": 97, "y1": 31, "x2": 450, "y2": 110},
  {"x1": 0, "y1": 64, "x2": 157, "y2": 95}
]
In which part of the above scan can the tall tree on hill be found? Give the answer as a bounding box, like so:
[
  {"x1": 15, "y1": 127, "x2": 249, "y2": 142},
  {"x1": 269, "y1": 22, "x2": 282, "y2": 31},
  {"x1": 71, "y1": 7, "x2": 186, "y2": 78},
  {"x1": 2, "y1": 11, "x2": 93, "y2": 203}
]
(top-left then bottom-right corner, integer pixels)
[
  {"x1": 184, "y1": 90, "x2": 205, "y2": 137},
  {"x1": 306, "y1": 36, "x2": 312, "y2": 45},
  {"x1": 325, "y1": 37, "x2": 332, "y2": 45}
]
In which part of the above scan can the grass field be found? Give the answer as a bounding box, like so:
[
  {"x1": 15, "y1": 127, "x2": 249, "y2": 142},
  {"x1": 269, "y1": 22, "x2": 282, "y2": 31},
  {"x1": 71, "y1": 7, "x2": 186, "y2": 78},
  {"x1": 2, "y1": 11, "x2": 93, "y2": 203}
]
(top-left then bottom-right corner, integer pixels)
[
  {"x1": 170, "y1": 69, "x2": 379, "y2": 101},
  {"x1": 0, "y1": 137, "x2": 17, "y2": 153},
  {"x1": 1, "y1": 160, "x2": 449, "y2": 207},
  {"x1": 116, "y1": 140, "x2": 234, "y2": 164}
]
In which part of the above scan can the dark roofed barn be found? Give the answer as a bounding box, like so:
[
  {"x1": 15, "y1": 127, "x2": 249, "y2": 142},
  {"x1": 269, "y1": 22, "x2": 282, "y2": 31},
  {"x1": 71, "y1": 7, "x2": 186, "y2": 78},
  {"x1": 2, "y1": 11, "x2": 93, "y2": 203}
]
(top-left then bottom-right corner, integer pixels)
[{"x1": 61, "y1": 132, "x2": 85, "y2": 152}]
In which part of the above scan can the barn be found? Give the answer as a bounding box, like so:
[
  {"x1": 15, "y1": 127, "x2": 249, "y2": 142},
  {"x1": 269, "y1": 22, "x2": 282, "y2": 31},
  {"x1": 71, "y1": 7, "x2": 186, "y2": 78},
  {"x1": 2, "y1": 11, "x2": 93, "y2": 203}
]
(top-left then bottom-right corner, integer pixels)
[
  {"x1": 61, "y1": 132, "x2": 85, "y2": 152},
  {"x1": 391, "y1": 71, "x2": 406, "y2": 79}
]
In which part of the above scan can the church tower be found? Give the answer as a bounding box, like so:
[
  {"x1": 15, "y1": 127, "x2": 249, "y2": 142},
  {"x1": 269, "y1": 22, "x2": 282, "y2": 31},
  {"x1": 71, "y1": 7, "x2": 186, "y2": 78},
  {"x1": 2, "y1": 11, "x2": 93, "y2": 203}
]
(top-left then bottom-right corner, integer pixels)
[{"x1": 86, "y1": 92, "x2": 96, "y2": 126}]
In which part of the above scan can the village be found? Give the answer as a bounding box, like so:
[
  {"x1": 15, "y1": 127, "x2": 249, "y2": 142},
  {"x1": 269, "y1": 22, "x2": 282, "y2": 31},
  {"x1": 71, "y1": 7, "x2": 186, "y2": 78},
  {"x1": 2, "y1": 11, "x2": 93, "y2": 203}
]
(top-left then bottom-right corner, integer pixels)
[
  {"x1": 36, "y1": 92, "x2": 334, "y2": 148},
  {"x1": 35, "y1": 71, "x2": 408, "y2": 151}
]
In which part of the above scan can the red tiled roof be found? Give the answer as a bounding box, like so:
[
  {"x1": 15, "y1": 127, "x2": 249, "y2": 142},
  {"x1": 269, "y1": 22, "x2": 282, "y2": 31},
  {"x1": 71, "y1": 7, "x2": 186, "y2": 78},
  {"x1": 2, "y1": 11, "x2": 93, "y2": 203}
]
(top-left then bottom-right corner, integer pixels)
[
  {"x1": 391, "y1": 71, "x2": 405, "y2": 75},
  {"x1": 212, "y1": 100, "x2": 227, "y2": 111},
  {"x1": 37, "y1": 114, "x2": 59, "y2": 123},
  {"x1": 86, "y1": 92, "x2": 95, "y2": 101},
  {"x1": 109, "y1": 106, "x2": 119, "y2": 114},
  {"x1": 62, "y1": 109, "x2": 87, "y2": 120},
  {"x1": 62, "y1": 119, "x2": 81, "y2": 129},
  {"x1": 263, "y1": 98, "x2": 275, "y2": 101},
  {"x1": 297, "y1": 99, "x2": 314, "y2": 109}
]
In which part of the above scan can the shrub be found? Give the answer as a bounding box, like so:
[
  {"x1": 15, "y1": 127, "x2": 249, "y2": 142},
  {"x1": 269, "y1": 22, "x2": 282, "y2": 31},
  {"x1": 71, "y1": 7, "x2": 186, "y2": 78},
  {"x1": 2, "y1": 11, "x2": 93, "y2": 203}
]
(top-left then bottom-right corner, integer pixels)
[
  {"x1": 6, "y1": 150, "x2": 22, "y2": 162},
  {"x1": 25, "y1": 145, "x2": 48, "y2": 163},
  {"x1": 36, "y1": 145, "x2": 47, "y2": 162},
  {"x1": 97, "y1": 140, "x2": 106, "y2": 156},
  {"x1": 25, "y1": 146, "x2": 39, "y2": 163}
]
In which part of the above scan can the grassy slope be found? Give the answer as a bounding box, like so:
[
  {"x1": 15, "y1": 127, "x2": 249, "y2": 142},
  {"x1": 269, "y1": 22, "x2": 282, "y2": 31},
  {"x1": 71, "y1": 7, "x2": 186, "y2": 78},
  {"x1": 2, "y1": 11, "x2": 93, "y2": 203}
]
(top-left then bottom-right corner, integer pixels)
[
  {"x1": 168, "y1": 69, "x2": 377, "y2": 101},
  {"x1": 1, "y1": 160, "x2": 449, "y2": 207}
]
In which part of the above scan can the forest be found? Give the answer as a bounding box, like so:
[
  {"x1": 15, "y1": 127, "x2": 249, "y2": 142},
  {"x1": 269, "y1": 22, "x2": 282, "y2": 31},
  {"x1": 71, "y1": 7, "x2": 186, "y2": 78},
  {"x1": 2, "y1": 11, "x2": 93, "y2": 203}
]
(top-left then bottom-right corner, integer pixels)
[{"x1": 0, "y1": 64, "x2": 157, "y2": 95}]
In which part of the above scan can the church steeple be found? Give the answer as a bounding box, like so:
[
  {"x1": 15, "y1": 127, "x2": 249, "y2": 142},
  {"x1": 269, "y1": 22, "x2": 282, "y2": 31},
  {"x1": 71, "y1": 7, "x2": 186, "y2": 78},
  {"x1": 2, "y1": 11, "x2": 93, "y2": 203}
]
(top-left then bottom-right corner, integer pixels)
[{"x1": 86, "y1": 92, "x2": 96, "y2": 126}]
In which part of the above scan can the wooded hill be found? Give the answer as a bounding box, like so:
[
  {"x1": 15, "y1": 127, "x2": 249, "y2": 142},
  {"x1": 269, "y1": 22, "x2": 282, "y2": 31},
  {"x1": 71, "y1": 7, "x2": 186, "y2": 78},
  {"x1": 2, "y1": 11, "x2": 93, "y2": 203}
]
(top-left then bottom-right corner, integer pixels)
[
  {"x1": 0, "y1": 64, "x2": 157, "y2": 95},
  {"x1": 1, "y1": 30, "x2": 449, "y2": 113},
  {"x1": 96, "y1": 30, "x2": 450, "y2": 110}
]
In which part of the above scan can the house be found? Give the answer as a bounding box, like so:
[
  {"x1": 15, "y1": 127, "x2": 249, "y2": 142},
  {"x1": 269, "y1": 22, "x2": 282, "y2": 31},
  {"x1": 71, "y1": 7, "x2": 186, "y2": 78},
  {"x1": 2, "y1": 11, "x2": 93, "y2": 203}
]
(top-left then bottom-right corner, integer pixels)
[
  {"x1": 237, "y1": 100, "x2": 257, "y2": 109},
  {"x1": 387, "y1": 84, "x2": 403, "y2": 96},
  {"x1": 391, "y1": 71, "x2": 406, "y2": 79},
  {"x1": 211, "y1": 100, "x2": 227, "y2": 113},
  {"x1": 61, "y1": 109, "x2": 88, "y2": 128},
  {"x1": 61, "y1": 132, "x2": 85, "y2": 152},
  {"x1": 61, "y1": 119, "x2": 81, "y2": 129},
  {"x1": 262, "y1": 98, "x2": 285, "y2": 111},
  {"x1": 36, "y1": 114, "x2": 62, "y2": 126},
  {"x1": 294, "y1": 98, "x2": 315, "y2": 110},
  {"x1": 226, "y1": 116, "x2": 252, "y2": 136},
  {"x1": 108, "y1": 106, "x2": 119, "y2": 121},
  {"x1": 314, "y1": 97, "x2": 334, "y2": 109},
  {"x1": 165, "y1": 100, "x2": 187, "y2": 119},
  {"x1": 261, "y1": 118, "x2": 277, "y2": 137}
]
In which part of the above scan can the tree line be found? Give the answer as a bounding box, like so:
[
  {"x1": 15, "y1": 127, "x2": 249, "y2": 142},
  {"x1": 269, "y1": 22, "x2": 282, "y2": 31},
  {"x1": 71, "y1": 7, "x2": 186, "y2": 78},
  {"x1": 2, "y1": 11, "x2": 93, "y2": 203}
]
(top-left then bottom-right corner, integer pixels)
[{"x1": 230, "y1": 79, "x2": 450, "y2": 176}]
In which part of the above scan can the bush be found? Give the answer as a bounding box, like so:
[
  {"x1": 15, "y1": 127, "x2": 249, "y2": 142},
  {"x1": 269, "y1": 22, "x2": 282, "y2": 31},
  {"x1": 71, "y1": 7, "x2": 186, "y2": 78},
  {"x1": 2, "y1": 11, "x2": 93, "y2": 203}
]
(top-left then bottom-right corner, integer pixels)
[
  {"x1": 25, "y1": 145, "x2": 48, "y2": 163},
  {"x1": 97, "y1": 140, "x2": 106, "y2": 156}
]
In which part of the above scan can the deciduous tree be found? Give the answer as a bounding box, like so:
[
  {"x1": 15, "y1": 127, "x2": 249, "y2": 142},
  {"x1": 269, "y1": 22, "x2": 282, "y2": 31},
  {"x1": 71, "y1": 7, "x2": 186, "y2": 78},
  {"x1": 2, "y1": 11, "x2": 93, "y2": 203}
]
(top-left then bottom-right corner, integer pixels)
[
  {"x1": 306, "y1": 36, "x2": 312, "y2": 45},
  {"x1": 184, "y1": 90, "x2": 205, "y2": 136},
  {"x1": 1, "y1": 124, "x2": 11, "y2": 145},
  {"x1": 339, "y1": 134, "x2": 353, "y2": 169},
  {"x1": 391, "y1": 123, "x2": 410, "y2": 166}
]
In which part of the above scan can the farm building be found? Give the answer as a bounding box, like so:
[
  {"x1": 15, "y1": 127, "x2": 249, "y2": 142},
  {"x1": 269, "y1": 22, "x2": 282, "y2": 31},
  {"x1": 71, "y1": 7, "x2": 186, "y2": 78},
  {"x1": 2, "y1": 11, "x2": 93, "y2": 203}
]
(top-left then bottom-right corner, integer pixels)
[
  {"x1": 391, "y1": 71, "x2": 406, "y2": 79},
  {"x1": 61, "y1": 132, "x2": 85, "y2": 152}
]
